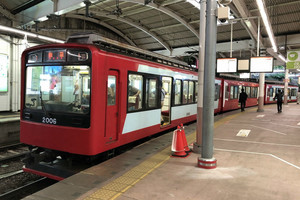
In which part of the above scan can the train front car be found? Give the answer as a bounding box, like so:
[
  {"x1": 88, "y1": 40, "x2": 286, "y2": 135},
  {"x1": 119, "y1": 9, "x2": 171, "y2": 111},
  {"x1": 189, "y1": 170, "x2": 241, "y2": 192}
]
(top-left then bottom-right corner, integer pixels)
[
  {"x1": 20, "y1": 44, "x2": 97, "y2": 180},
  {"x1": 20, "y1": 34, "x2": 199, "y2": 180}
]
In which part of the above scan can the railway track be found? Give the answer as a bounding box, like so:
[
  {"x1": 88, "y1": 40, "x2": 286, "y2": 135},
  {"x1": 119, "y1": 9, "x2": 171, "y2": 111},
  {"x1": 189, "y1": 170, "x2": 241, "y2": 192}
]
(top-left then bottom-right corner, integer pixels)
[
  {"x1": 0, "y1": 143, "x2": 29, "y2": 162},
  {"x1": 0, "y1": 170, "x2": 23, "y2": 179},
  {"x1": 0, "y1": 177, "x2": 57, "y2": 200}
]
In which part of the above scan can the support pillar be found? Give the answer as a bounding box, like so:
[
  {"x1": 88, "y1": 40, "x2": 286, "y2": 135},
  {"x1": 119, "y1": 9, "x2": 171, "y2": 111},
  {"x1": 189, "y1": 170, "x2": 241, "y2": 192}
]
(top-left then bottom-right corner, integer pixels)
[
  {"x1": 284, "y1": 68, "x2": 288, "y2": 105},
  {"x1": 257, "y1": 73, "x2": 265, "y2": 112},
  {"x1": 198, "y1": 0, "x2": 217, "y2": 169},
  {"x1": 194, "y1": 0, "x2": 206, "y2": 154}
]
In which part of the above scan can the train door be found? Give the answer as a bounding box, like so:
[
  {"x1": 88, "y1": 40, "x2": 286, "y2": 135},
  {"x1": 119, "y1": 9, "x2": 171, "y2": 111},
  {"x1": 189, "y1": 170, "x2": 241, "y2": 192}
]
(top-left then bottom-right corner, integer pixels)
[
  {"x1": 214, "y1": 81, "x2": 221, "y2": 112},
  {"x1": 269, "y1": 87, "x2": 275, "y2": 101},
  {"x1": 161, "y1": 77, "x2": 172, "y2": 127},
  {"x1": 105, "y1": 70, "x2": 119, "y2": 143}
]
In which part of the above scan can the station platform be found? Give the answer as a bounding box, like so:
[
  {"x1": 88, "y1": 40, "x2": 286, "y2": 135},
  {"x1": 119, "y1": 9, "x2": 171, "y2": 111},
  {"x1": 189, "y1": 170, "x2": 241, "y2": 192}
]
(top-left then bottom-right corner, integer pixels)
[
  {"x1": 24, "y1": 103, "x2": 300, "y2": 200},
  {"x1": 0, "y1": 111, "x2": 20, "y2": 146}
]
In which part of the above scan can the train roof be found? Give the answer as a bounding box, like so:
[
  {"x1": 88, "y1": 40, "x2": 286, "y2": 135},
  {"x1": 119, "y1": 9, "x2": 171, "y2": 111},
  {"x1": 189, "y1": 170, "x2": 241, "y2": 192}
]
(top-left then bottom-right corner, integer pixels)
[{"x1": 67, "y1": 33, "x2": 197, "y2": 72}]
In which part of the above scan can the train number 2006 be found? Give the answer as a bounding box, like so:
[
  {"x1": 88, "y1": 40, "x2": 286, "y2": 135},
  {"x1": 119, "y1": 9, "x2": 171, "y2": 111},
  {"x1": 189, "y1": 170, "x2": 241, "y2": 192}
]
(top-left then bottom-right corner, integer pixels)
[{"x1": 42, "y1": 117, "x2": 57, "y2": 124}]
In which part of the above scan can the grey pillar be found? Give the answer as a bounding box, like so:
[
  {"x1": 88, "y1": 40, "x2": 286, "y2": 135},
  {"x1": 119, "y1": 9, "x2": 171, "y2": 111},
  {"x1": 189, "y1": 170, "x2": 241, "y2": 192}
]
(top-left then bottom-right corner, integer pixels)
[
  {"x1": 194, "y1": 0, "x2": 206, "y2": 154},
  {"x1": 284, "y1": 68, "x2": 289, "y2": 105},
  {"x1": 198, "y1": 0, "x2": 217, "y2": 169},
  {"x1": 257, "y1": 73, "x2": 265, "y2": 112}
]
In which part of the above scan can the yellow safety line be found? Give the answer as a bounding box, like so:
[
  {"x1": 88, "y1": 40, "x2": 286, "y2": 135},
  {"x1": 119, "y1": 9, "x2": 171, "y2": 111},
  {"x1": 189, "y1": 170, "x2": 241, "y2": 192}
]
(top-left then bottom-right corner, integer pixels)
[{"x1": 83, "y1": 108, "x2": 251, "y2": 200}]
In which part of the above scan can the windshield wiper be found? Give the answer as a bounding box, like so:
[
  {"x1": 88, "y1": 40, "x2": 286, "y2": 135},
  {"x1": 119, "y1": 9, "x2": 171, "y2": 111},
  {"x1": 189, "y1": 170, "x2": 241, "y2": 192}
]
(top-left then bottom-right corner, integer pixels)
[{"x1": 40, "y1": 90, "x2": 50, "y2": 117}]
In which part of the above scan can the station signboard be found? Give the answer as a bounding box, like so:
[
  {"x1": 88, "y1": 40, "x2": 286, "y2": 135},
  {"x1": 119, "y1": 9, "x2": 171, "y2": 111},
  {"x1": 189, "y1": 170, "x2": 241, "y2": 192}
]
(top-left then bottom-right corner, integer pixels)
[
  {"x1": 250, "y1": 57, "x2": 273, "y2": 73},
  {"x1": 217, "y1": 58, "x2": 237, "y2": 73},
  {"x1": 287, "y1": 50, "x2": 300, "y2": 69},
  {"x1": 237, "y1": 59, "x2": 250, "y2": 72}
]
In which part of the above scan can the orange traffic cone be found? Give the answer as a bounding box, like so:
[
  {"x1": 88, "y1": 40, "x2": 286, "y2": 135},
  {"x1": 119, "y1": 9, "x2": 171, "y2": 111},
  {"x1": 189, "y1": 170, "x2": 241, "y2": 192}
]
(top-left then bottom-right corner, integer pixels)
[
  {"x1": 180, "y1": 124, "x2": 191, "y2": 153},
  {"x1": 171, "y1": 126, "x2": 188, "y2": 157}
]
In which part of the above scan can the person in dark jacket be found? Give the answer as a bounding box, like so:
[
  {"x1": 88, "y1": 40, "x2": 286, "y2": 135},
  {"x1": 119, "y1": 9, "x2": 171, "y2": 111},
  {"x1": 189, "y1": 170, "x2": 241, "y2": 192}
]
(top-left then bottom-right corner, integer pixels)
[
  {"x1": 239, "y1": 88, "x2": 248, "y2": 112},
  {"x1": 274, "y1": 89, "x2": 283, "y2": 113}
]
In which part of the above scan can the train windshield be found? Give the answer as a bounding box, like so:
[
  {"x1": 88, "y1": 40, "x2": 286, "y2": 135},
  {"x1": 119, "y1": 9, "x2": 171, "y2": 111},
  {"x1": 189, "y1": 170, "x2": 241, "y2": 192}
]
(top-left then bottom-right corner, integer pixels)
[{"x1": 25, "y1": 65, "x2": 91, "y2": 114}]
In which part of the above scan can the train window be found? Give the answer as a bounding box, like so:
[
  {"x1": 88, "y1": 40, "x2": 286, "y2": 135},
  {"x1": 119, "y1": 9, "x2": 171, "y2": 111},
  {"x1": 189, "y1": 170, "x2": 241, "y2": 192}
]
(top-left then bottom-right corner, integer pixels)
[
  {"x1": 255, "y1": 87, "x2": 258, "y2": 98},
  {"x1": 245, "y1": 87, "x2": 251, "y2": 97},
  {"x1": 175, "y1": 80, "x2": 182, "y2": 105},
  {"x1": 183, "y1": 81, "x2": 188, "y2": 104},
  {"x1": 250, "y1": 87, "x2": 258, "y2": 98},
  {"x1": 215, "y1": 84, "x2": 220, "y2": 101},
  {"x1": 146, "y1": 78, "x2": 158, "y2": 108},
  {"x1": 230, "y1": 86, "x2": 234, "y2": 99},
  {"x1": 128, "y1": 74, "x2": 143, "y2": 111},
  {"x1": 225, "y1": 85, "x2": 229, "y2": 99},
  {"x1": 188, "y1": 81, "x2": 194, "y2": 103},
  {"x1": 291, "y1": 88, "x2": 297, "y2": 96},
  {"x1": 234, "y1": 86, "x2": 238, "y2": 99},
  {"x1": 195, "y1": 81, "x2": 198, "y2": 103},
  {"x1": 107, "y1": 76, "x2": 116, "y2": 106},
  {"x1": 230, "y1": 86, "x2": 239, "y2": 99},
  {"x1": 269, "y1": 88, "x2": 274, "y2": 97},
  {"x1": 25, "y1": 65, "x2": 90, "y2": 114}
]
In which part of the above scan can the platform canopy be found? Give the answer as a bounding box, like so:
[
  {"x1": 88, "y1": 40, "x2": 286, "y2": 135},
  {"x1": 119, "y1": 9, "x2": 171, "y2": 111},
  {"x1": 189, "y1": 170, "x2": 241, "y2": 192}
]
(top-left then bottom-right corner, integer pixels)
[{"x1": 0, "y1": 0, "x2": 299, "y2": 64}]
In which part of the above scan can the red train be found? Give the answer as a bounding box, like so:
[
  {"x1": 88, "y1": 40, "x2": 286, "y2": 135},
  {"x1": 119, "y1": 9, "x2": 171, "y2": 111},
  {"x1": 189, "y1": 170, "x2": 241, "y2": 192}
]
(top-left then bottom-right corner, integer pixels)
[{"x1": 20, "y1": 34, "x2": 298, "y2": 180}]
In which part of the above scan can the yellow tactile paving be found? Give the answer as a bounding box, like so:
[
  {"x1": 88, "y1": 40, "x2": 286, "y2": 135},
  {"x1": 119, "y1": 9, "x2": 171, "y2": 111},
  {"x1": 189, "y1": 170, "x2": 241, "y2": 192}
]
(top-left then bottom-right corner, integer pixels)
[
  {"x1": 122, "y1": 170, "x2": 146, "y2": 179},
  {"x1": 82, "y1": 147, "x2": 171, "y2": 200},
  {"x1": 83, "y1": 197, "x2": 98, "y2": 200},
  {"x1": 102, "y1": 182, "x2": 129, "y2": 191},
  {"x1": 82, "y1": 109, "x2": 248, "y2": 200},
  {"x1": 113, "y1": 176, "x2": 137, "y2": 185},
  {"x1": 129, "y1": 164, "x2": 152, "y2": 172},
  {"x1": 89, "y1": 189, "x2": 118, "y2": 200}
]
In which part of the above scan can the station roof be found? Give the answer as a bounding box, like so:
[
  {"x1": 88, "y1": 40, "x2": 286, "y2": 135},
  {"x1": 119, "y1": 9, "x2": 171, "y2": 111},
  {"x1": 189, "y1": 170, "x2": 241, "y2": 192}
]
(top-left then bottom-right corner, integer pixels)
[{"x1": 0, "y1": 0, "x2": 299, "y2": 66}]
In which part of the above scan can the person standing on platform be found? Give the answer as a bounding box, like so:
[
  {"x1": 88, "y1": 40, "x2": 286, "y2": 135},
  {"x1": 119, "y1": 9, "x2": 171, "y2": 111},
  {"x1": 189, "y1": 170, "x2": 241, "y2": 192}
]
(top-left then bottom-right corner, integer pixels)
[
  {"x1": 239, "y1": 88, "x2": 248, "y2": 112},
  {"x1": 274, "y1": 89, "x2": 283, "y2": 113}
]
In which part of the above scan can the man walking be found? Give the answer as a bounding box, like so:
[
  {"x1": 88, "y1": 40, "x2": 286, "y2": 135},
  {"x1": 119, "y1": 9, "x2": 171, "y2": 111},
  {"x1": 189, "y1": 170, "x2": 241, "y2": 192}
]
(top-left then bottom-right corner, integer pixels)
[
  {"x1": 274, "y1": 89, "x2": 283, "y2": 113},
  {"x1": 239, "y1": 88, "x2": 248, "y2": 112}
]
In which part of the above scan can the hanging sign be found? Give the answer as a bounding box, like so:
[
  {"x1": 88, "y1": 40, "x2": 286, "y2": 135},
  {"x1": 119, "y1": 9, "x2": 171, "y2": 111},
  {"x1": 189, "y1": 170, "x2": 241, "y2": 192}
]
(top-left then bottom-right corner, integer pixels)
[
  {"x1": 250, "y1": 57, "x2": 273, "y2": 73},
  {"x1": 287, "y1": 50, "x2": 300, "y2": 69},
  {"x1": 217, "y1": 58, "x2": 237, "y2": 73}
]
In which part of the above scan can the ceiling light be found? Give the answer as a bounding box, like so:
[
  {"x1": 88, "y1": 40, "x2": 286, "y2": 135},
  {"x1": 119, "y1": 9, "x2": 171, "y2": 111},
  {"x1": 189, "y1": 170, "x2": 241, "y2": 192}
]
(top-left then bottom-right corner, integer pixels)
[
  {"x1": 256, "y1": 0, "x2": 277, "y2": 52},
  {"x1": 186, "y1": 0, "x2": 200, "y2": 10}
]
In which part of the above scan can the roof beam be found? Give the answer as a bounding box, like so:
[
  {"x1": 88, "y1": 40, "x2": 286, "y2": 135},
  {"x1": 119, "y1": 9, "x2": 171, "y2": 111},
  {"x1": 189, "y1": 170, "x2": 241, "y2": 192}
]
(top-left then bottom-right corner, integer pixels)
[
  {"x1": 76, "y1": 10, "x2": 172, "y2": 53},
  {"x1": 65, "y1": 14, "x2": 136, "y2": 46},
  {"x1": 160, "y1": 0, "x2": 184, "y2": 7},
  {"x1": 249, "y1": 1, "x2": 300, "y2": 13},
  {"x1": 11, "y1": 0, "x2": 45, "y2": 15},
  {"x1": 154, "y1": 39, "x2": 254, "y2": 57},
  {"x1": 230, "y1": 0, "x2": 264, "y2": 47},
  {"x1": 15, "y1": 0, "x2": 99, "y2": 26},
  {"x1": 120, "y1": 0, "x2": 199, "y2": 39},
  {"x1": 0, "y1": 5, "x2": 16, "y2": 21}
]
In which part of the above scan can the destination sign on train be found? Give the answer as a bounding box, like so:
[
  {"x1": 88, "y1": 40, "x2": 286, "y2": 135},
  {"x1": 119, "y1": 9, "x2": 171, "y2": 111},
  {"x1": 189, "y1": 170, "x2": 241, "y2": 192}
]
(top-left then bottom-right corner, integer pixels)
[{"x1": 44, "y1": 50, "x2": 66, "y2": 62}]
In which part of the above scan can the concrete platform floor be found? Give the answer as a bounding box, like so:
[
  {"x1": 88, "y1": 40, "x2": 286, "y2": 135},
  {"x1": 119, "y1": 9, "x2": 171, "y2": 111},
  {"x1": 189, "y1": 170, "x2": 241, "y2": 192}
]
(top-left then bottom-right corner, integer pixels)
[
  {"x1": 25, "y1": 103, "x2": 300, "y2": 200},
  {"x1": 104, "y1": 104, "x2": 300, "y2": 200}
]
